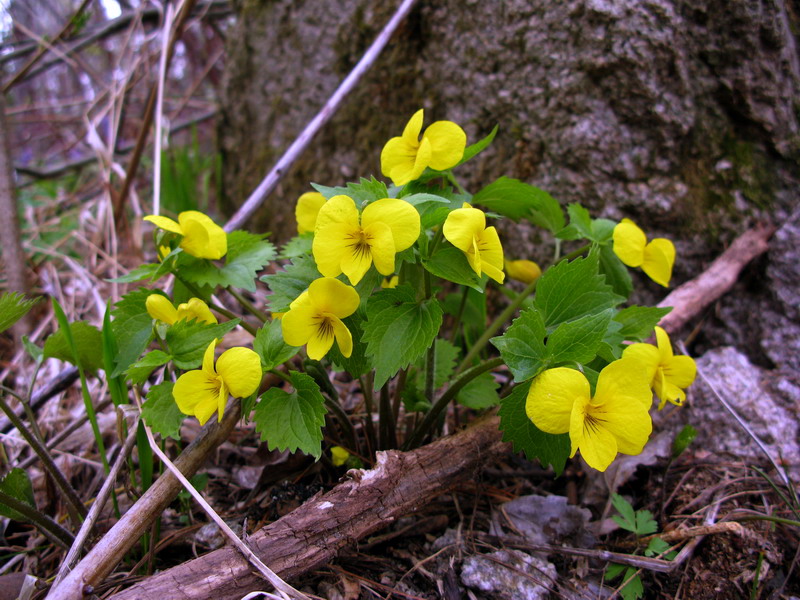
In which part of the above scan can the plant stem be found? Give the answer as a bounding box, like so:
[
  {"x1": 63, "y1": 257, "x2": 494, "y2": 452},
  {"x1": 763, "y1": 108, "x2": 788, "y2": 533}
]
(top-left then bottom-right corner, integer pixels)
[
  {"x1": 360, "y1": 372, "x2": 376, "y2": 453},
  {"x1": 457, "y1": 277, "x2": 539, "y2": 373},
  {"x1": 427, "y1": 227, "x2": 444, "y2": 259},
  {"x1": 323, "y1": 396, "x2": 357, "y2": 453},
  {"x1": 378, "y1": 385, "x2": 396, "y2": 450},
  {"x1": 0, "y1": 394, "x2": 87, "y2": 521},
  {"x1": 403, "y1": 357, "x2": 503, "y2": 450},
  {"x1": 560, "y1": 243, "x2": 591, "y2": 263},
  {"x1": 446, "y1": 171, "x2": 467, "y2": 195},
  {"x1": 227, "y1": 287, "x2": 268, "y2": 324},
  {"x1": 449, "y1": 286, "x2": 469, "y2": 344},
  {"x1": 0, "y1": 489, "x2": 74, "y2": 548}
]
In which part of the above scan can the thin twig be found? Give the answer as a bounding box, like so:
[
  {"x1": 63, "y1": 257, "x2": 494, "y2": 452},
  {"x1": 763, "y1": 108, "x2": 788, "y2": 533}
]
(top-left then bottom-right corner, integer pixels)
[
  {"x1": 223, "y1": 0, "x2": 420, "y2": 232},
  {"x1": 151, "y1": 2, "x2": 176, "y2": 217},
  {"x1": 52, "y1": 413, "x2": 141, "y2": 589},
  {"x1": 0, "y1": 489, "x2": 74, "y2": 549}
]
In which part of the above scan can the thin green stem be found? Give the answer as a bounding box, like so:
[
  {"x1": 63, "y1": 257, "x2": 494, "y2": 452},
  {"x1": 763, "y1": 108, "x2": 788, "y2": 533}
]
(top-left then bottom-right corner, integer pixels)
[
  {"x1": 227, "y1": 287, "x2": 269, "y2": 324},
  {"x1": 446, "y1": 171, "x2": 467, "y2": 195},
  {"x1": 734, "y1": 514, "x2": 800, "y2": 528},
  {"x1": 323, "y1": 396, "x2": 357, "y2": 452},
  {"x1": 449, "y1": 286, "x2": 470, "y2": 344},
  {"x1": 0, "y1": 490, "x2": 74, "y2": 549},
  {"x1": 360, "y1": 372, "x2": 376, "y2": 453},
  {"x1": 553, "y1": 238, "x2": 562, "y2": 262},
  {"x1": 422, "y1": 269, "x2": 435, "y2": 405},
  {"x1": 268, "y1": 368, "x2": 292, "y2": 383},
  {"x1": 560, "y1": 243, "x2": 591, "y2": 263},
  {"x1": 378, "y1": 385, "x2": 395, "y2": 450},
  {"x1": 427, "y1": 227, "x2": 445, "y2": 259},
  {"x1": 0, "y1": 394, "x2": 87, "y2": 521},
  {"x1": 403, "y1": 357, "x2": 504, "y2": 450},
  {"x1": 457, "y1": 277, "x2": 539, "y2": 373}
]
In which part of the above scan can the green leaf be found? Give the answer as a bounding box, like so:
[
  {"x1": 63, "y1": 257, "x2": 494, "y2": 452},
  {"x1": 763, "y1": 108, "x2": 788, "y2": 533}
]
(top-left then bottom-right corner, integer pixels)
[
  {"x1": 262, "y1": 255, "x2": 321, "y2": 312},
  {"x1": 279, "y1": 234, "x2": 313, "y2": 259},
  {"x1": 423, "y1": 245, "x2": 484, "y2": 291},
  {"x1": 126, "y1": 350, "x2": 172, "y2": 385},
  {"x1": 22, "y1": 335, "x2": 43, "y2": 363},
  {"x1": 165, "y1": 319, "x2": 240, "y2": 370},
  {"x1": 400, "y1": 193, "x2": 451, "y2": 207},
  {"x1": 111, "y1": 288, "x2": 156, "y2": 377},
  {"x1": 0, "y1": 468, "x2": 36, "y2": 521},
  {"x1": 327, "y1": 312, "x2": 371, "y2": 378},
  {"x1": 107, "y1": 263, "x2": 160, "y2": 283},
  {"x1": 613, "y1": 305, "x2": 672, "y2": 342},
  {"x1": 545, "y1": 310, "x2": 613, "y2": 365},
  {"x1": 362, "y1": 286, "x2": 443, "y2": 389},
  {"x1": 497, "y1": 381, "x2": 570, "y2": 475},
  {"x1": 253, "y1": 371, "x2": 326, "y2": 458},
  {"x1": 645, "y1": 537, "x2": 676, "y2": 559},
  {"x1": 43, "y1": 321, "x2": 104, "y2": 374},
  {"x1": 533, "y1": 250, "x2": 624, "y2": 327},
  {"x1": 672, "y1": 424, "x2": 697, "y2": 458},
  {"x1": 490, "y1": 309, "x2": 548, "y2": 382},
  {"x1": 312, "y1": 176, "x2": 388, "y2": 205},
  {"x1": 598, "y1": 243, "x2": 633, "y2": 298},
  {"x1": 102, "y1": 307, "x2": 128, "y2": 406},
  {"x1": 253, "y1": 319, "x2": 300, "y2": 371},
  {"x1": 141, "y1": 381, "x2": 185, "y2": 440},
  {"x1": 430, "y1": 338, "x2": 460, "y2": 389},
  {"x1": 0, "y1": 292, "x2": 38, "y2": 334},
  {"x1": 611, "y1": 494, "x2": 657, "y2": 535},
  {"x1": 180, "y1": 231, "x2": 276, "y2": 292},
  {"x1": 557, "y1": 206, "x2": 616, "y2": 244},
  {"x1": 604, "y1": 563, "x2": 627, "y2": 580},
  {"x1": 619, "y1": 569, "x2": 644, "y2": 600},
  {"x1": 472, "y1": 176, "x2": 564, "y2": 232},
  {"x1": 457, "y1": 371, "x2": 500, "y2": 409},
  {"x1": 457, "y1": 124, "x2": 498, "y2": 166},
  {"x1": 443, "y1": 288, "x2": 487, "y2": 348}
]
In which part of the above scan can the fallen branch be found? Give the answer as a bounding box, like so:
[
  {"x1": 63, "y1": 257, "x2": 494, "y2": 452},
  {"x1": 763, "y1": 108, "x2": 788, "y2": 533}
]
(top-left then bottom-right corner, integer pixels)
[
  {"x1": 109, "y1": 415, "x2": 509, "y2": 600},
  {"x1": 657, "y1": 224, "x2": 774, "y2": 332}
]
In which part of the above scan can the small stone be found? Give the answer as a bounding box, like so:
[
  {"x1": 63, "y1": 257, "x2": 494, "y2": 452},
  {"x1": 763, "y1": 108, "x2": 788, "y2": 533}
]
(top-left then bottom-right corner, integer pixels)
[{"x1": 461, "y1": 549, "x2": 556, "y2": 600}]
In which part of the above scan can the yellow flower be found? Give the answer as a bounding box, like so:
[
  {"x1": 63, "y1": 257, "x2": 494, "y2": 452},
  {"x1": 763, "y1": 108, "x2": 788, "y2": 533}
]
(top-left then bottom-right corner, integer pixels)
[
  {"x1": 144, "y1": 211, "x2": 227, "y2": 260},
  {"x1": 526, "y1": 359, "x2": 653, "y2": 472},
  {"x1": 330, "y1": 446, "x2": 350, "y2": 467},
  {"x1": 295, "y1": 191, "x2": 326, "y2": 234},
  {"x1": 380, "y1": 109, "x2": 467, "y2": 186},
  {"x1": 381, "y1": 275, "x2": 399, "y2": 289},
  {"x1": 612, "y1": 218, "x2": 675, "y2": 287},
  {"x1": 173, "y1": 339, "x2": 261, "y2": 425},
  {"x1": 281, "y1": 277, "x2": 360, "y2": 360},
  {"x1": 505, "y1": 259, "x2": 541, "y2": 284},
  {"x1": 622, "y1": 326, "x2": 697, "y2": 410},
  {"x1": 146, "y1": 295, "x2": 217, "y2": 325},
  {"x1": 443, "y1": 204, "x2": 505, "y2": 284},
  {"x1": 312, "y1": 195, "x2": 420, "y2": 285}
]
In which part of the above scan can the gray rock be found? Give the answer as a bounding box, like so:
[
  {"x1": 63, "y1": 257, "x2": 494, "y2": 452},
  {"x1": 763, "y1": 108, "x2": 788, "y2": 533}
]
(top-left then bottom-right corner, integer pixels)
[
  {"x1": 461, "y1": 549, "x2": 557, "y2": 600},
  {"x1": 499, "y1": 495, "x2": 594, "y2": 548}
]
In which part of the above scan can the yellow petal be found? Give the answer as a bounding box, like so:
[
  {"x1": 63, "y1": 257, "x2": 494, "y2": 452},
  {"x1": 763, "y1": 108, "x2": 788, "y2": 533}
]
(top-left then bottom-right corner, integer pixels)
[
  {"x1": 178, "y1": 211, "x2": 227, "y2": 260},
  {"x1": 307, "y1": 277, "x2": 360, "y2": 318},
  {"x1": 381, "y1": 275, "x2": 399, "y2": 289},
  {"x1": 621, "y1": 342, "x2": 661, "y2": 389},
  {"x1": 202, "y1": 339, "x2": 217, "y2": 375},
  {"x1": 380, "y1": 137, "x2": 418, "y2": 186},
  {"x1": 363, "y1": 221, "x2": 396, "y2": 277},
  {"x1": 476, "y1": 226, "x2": 505, "y2": 284},
  {"x1": 215, "y1": 379, "x2": 229, "y2": 424},
  {"x1": 593, "y1": 358, "x2": 653, "y2": 410},
  {"x1": 663, "y1": 355, "x2": 696, "y2": 389},
  {"x1": 173, "y1": 369, "x2": 220, "y2": 424},
  {"x1": 289, "y1": 290, "x2": 311, "y2": 311},
  {"x1": 315, "y1": 195, "x2": 360, "y2": 233},
  {"x1": 362, "y1": 199, "x2": 420, "y2": 251},
  {"x1": 281, "y1": 304, "x2": 317, "y2": 347},
  {"x1": 526, "y1": 367, "x2": 589, "y2": 434},
  {"x1": 146, "y1": 294, "x2": 178, "y2": 325},
  {"x1": 505, "y1": 259, "x2": 541, "y2": 284},
  {"x1": 612, "y1": 218, "x2": 646, "y2": 268},
  {"x1": 465, "y1": 237, "x2": 482, "y2": 276},
  {"x1": 642, "y1": 238, "x2": 675, "y2": 287},
  {"x1": 423, "y1": 120, "x2": 466, "y2": 170},
  {"x1": 571, "y1": 397, "x2": 619, "y2": 472},
  {"x1": 312, "y1": 221, "x2": 356, "y2": 278},
  {"x1": 176, "y1": 298, "x2": 217, "y2": 324},
  {"x1": 443, "y1": 206, "x2": 485, "y2": 253},
  {"x1": 306, "y1": 317, "x2": 336, "y2": 360},
  {"x1": 331, "y1": 446, "x2": 350, "y2": 467},
  {"x1": 295, "y1": 191, "x2": 326, "y2": 234},
  {"x1": 216, "y1": 347, "x2": 262, "y2": 398},
  {"x1": 408, "y1": 135, "x2": 432, "y2": 183},
  {"x1": 330, "y1": 314, "x2": 353, "y2": 358},
  {"x1": 339, "y1": 236, "x2": 375, "y2": 285},
  {"x1": 401, "y1": 109, "x2": 424, "y2": 145},
  {"x1": 143, "y1": 215, "x2": 183, "y2": 235},
  {"x1": 656, "y1": 375, "x2": 686, "y2": 409},
  {"x1": 654, "y1": 326, "x2": 674, "y2": 361}
]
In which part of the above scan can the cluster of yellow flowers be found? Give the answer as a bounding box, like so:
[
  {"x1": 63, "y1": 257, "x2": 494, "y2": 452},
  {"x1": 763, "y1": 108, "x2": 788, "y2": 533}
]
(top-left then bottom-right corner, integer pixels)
[{"x1": 525, "y1": 326, "x2": 696, "y2": 471}]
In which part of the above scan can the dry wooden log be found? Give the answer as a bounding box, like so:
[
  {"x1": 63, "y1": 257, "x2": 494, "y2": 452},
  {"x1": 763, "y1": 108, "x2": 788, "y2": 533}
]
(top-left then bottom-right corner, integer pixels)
[
  {"x1": 657, "y1": 223, "x2": 774, "y2": 332},
  {"x1": 94, "y1": 224, "x2": 771, "y2": 600}
]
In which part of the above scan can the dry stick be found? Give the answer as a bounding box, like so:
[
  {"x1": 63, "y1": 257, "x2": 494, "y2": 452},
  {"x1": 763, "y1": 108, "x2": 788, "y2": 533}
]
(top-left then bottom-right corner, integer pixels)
[
  {"x1": 108, "y1": 414, "x2": 510, "y2": 600},
  {"x1": 46, "y1": 401, "x2": 242, "y2": 600},
  {"x1": 0, "y1": 93, "x2": 28, "y2": 299},
  {"x1": 223, "y1": 0, "x2": 420, "y2": 232},
  {"x1": 51, "y1": 415, "x2": 141, "y2": 590},
  {"x1": 151, "y1": 2, "x2": 177, "y2": 218}
]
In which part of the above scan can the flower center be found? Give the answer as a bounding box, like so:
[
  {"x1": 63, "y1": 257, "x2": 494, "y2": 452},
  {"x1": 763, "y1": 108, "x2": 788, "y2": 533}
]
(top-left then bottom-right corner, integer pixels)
[
  {"x1": 346, "y1": 229, "x2": 373, "y2": 259},
  {"x1": 316, "y1": 314, "x2": 335, "y2": 339}
]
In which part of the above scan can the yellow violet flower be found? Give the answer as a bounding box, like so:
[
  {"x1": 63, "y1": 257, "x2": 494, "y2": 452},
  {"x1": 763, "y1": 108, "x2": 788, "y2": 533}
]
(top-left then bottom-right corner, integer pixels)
[
  {"x1": 380, "y1": 109, "x2": 467, "y2": 186},
  {"x1": 173, "y1": 339, "x2": 261, "y2": 426},
  {"x1": 146, "y1": 295, "x2": 217, "y2": 325},
  {"x1": 526, "y1": 359, "x2": 653, "y2": 472},
  {"x1": 312, "y1": 195, "x2": 420, "y2": 285},
  {"x1": 612, "y1": 218, "x2": 675, "y2": 287},
  {"x1": 505, "y1": 259, "x2": 541, "y2": 284},
  {"x1": 295, "y1": 191, "x2": 326, "y2": 234},
  {"x1": 143, "y1": 210, "x2": 227, "y2": 260},
  {"x1": 443, "y1": 204, "x2": 505, "y2": 284},
  {"x1": 622, "y1": 326, "x2": 697, "y2": 410},
  {"x1": 381, "y1": 275, "x2": 399, "y2": 289},
  {"x1": 330, "y1": 446, "x2": 350, "y2": 467},
  {"x1": 281, "y1": 277, "x2": 360, "y2": 360}
]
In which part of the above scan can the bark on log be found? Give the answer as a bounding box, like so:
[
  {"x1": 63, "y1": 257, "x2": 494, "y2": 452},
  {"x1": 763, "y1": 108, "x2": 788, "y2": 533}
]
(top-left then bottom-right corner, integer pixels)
[
  {"x1": 105, "y1": 225, "x2": 774, "y2": 600},
  {"x1": 109, "y1": 415, "x2": 510, "y2": 600}
]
